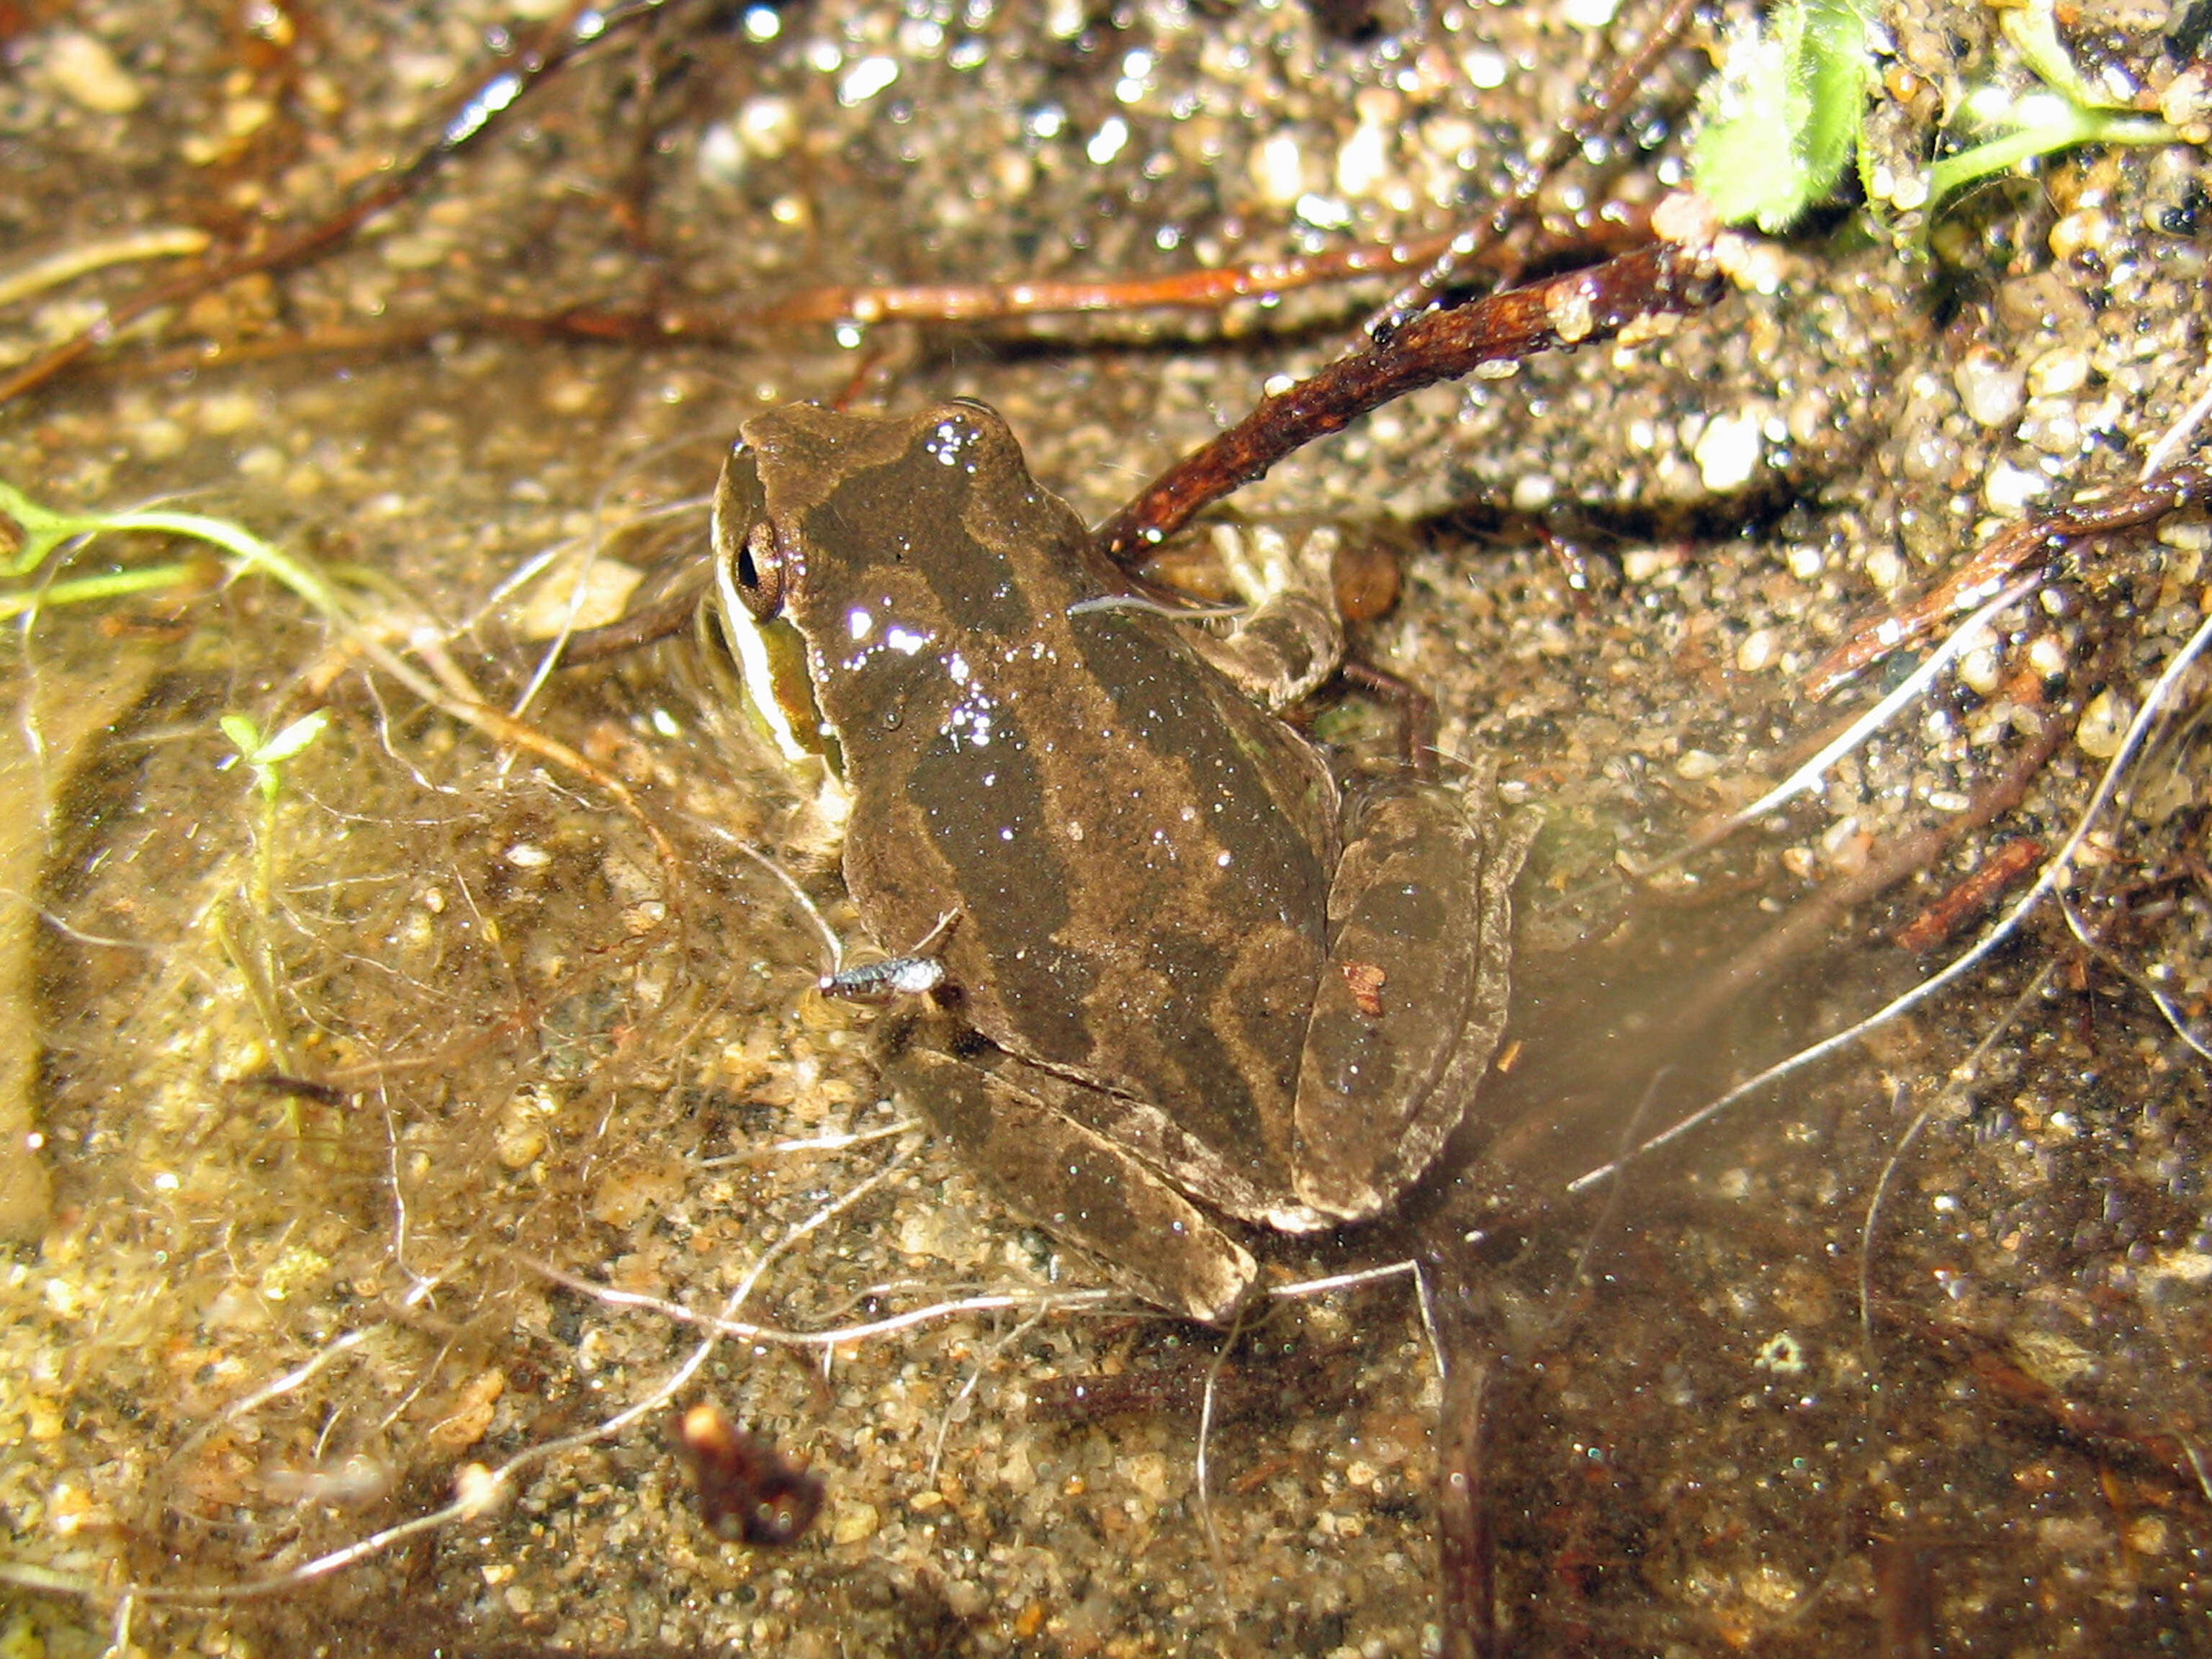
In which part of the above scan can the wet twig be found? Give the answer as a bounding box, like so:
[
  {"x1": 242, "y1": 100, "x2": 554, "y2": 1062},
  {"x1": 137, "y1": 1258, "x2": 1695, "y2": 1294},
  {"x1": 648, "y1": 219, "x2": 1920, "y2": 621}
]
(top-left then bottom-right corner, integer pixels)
[{"x1": 1094, "y1": 238, "x2": 1725, "y2": 565}]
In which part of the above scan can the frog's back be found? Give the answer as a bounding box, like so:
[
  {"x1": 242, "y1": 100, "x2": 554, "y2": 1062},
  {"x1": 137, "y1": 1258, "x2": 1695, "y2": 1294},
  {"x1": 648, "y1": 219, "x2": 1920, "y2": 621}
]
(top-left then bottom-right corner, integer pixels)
[
  {"x1": 775, "y1": 403, "x2": 1336, "y2": 1194},
  {"x1": 873, "y1": 602, "x2": 1336, "y2": 1192}
]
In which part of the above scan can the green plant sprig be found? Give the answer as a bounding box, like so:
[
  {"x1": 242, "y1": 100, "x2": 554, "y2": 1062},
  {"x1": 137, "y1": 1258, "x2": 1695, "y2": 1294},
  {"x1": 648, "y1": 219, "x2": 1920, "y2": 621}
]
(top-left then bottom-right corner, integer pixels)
[{"x1": 1690, "y1": 0, "x2": 2185, "y2": 235}]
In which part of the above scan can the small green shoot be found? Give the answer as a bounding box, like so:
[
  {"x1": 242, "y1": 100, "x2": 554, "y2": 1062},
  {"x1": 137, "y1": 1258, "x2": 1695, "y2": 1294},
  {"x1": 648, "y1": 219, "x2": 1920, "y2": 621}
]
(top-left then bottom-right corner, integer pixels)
[
  {"x1": 221, "y1": 709, "x2": 332, "y2": 806},
  {"x1": 222, "y1": 706, "x2": 331, "y2": 922},
  {"x1": 0, "y1": 477, "x2": 351, "y2": 619},
  {"x1": 0, "y1": 561, "x2": 199, "y2": 621},
  {"x1": 1925, "y1": 3, "x2": 2176, "y2": 212}
]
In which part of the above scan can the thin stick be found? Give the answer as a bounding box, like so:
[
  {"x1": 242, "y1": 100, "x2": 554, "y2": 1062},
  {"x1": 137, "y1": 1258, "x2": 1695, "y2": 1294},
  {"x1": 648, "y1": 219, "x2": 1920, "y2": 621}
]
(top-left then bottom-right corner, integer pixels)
[{"x1": 1095, "y1": 239, "x2": 1722, "y2": 563}]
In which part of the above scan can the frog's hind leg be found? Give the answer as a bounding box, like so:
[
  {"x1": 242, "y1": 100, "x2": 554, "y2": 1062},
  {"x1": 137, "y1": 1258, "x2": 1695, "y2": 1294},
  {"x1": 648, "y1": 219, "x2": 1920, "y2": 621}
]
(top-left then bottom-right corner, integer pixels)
[
  {"x1": 884, "y1": 1045, "x2": 1259, "y2": 1324},
  {"x1": 1292, "y1": 776, "x2": 1534, "y2": 1220}
]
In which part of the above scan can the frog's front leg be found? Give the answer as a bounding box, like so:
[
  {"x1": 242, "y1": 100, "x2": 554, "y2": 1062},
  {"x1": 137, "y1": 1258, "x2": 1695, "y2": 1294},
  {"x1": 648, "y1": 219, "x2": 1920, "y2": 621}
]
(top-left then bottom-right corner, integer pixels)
[
  {"x1": 881, "y1": 1025, "x2": 1259, "y2": 1323},
  {"x1": 1292, "y1": 775, "x2": 1536, "y2": 1220}
]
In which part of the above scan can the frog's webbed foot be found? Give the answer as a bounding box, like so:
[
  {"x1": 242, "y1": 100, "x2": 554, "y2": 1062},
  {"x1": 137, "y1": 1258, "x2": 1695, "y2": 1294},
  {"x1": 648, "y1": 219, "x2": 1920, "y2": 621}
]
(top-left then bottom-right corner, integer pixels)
[
  {"x1": 1179, "y1": 587, "x2": 1341, "y2": 714},
  {"x1": 1148, "y1": 522, "x2": 1344, "y2": 713},
  {"x1": 881, "y1": 1038, "x2": 1259, "y2": 1324},
  {"x1": 1292, "y1": 772, "x2": 1537, "y2": 1220}
]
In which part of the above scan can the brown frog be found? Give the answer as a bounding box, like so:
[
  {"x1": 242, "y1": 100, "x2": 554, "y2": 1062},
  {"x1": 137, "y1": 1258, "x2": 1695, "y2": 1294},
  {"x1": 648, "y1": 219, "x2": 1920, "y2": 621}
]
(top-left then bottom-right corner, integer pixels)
[{"x1": 713, "y1": 400, "x2": 1528, "y2": 1321}]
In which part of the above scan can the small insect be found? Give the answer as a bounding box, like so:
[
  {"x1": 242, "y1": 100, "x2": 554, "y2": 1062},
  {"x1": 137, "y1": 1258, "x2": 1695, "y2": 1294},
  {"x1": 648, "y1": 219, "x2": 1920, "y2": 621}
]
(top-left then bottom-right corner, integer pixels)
[
  {"x1": 818, "y1": 951, "x2": 947, "y2": 1002},
  {"x1": 817, "y1": 909, "x2": 961, "y2": 1003},
  {"x1": 674, "y1": 1402, "x2": 824, "y2": 1547}
]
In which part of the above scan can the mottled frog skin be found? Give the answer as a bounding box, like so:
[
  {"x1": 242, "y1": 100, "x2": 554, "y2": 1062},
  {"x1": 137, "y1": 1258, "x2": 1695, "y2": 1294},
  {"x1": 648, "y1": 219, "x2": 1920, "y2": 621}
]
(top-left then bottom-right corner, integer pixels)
[{"x1": 713, "y1": 400, "x2": 1527, "y2": 1320}]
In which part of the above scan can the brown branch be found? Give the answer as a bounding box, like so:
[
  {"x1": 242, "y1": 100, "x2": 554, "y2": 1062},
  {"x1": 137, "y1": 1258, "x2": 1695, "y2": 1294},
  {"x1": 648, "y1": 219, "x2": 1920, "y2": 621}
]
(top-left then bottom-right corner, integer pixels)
[{"x1": 1094, "y1": 238, "x2": 1725, "y2": 567}]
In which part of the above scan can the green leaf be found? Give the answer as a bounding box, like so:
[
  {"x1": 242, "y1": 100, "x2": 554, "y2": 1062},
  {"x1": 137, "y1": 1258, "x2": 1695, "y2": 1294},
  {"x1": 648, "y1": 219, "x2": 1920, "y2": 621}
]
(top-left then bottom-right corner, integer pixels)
[
  {"x1": 1692, "y1": 0, "x2": 1876, "y2": 233},
  {"x1": 220, "y1": 713, "x2": 265, "y2": 759},
  {"x1": 254, "y1": 709, "x2": 331, "y2": 766}
]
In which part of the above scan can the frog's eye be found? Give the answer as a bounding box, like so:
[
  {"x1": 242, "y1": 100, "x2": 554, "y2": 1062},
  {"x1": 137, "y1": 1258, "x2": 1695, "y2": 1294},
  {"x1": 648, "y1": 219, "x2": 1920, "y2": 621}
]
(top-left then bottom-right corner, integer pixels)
[
  {"x1": 711, "y1": 444, "x2": 783, "y2": 621},
  {"x1": 729, "y1": 521, "x2": 783, "y2": 620}
]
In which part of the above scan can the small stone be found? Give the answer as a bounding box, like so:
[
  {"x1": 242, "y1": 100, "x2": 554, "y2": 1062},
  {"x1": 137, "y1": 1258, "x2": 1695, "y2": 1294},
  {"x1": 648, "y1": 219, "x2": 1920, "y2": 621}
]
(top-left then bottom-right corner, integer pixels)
[
  {"x1": 1251, "y1": 133, "x2": 1308, "y2": 208},
  {"x1": 1620, "y1": 545, "x2": 1683, "y2": 583},
  {"x1": 2027, "y1": 634, "x2": 2069, "y2": 677},
  {"x1": 38, "y1": 31, "x2": 143, "y2": 114},
  {"x1": 2049, "y1": 208, "x2": 2114, "y2": 263},
  {"x1": 2017, "y1": 400, "x2": 2084, "y2": 457},
  {"x1": 541, "y1": 372, "x2": 601, "y2": 415},
  {"x1": 2128, "y1": 1516, "x2": 2170, "y2": 1557},
  {"x1": 379, "y1": 230, "x2": 454, "y2": 271},
  {"x1": 2025, "y1": 346, "x2": 2090, "y2": 399},
  {"x1": 1735, "y1": 628, "x2": 1777, "y2": 673},
  {"x1": 197, "y1": 389, "x2": 263, "y2": 436},
  {"x1": 1984, "y1": 461, "x2": 2049, "y2": 515},
  {"x1": 739, "y1": 94, "x2": 797, "y2": 158},
  {"x1": 831, "y1": 1500, "x2": 881, "y2": 1544},
  {"x1": 2160, "y1": 66, "x2": 2212, "y2": 136},
  {"x1": 1127, "y1": 1452, "x2": 1171, "y2": 1503},
  {"x1": 2074, "y1": 688, "x2": 2130, "y2": 758},
  {"x1": 1459, "y1": 47, "x2": 1508, "y2": 89},
  {"x1": 1953, "y1": 346, "x2": 2024, "y2": 429},
  {"x1": 1693, "y1": 410, "x2": 1762, "y2": 492},
  {"x1": 135, "y1": 418, "x2": 188, "y2": 459},
  {"x1": 1511, "y1": 472, "x2": 1555, "y2": 512},
  {"x1": 1994, "y1": 271, "x2": 2092, "y2": 334},
  {"x1": 1956, "y1": 642, "x2": 2001, "y2": 696},
  {"x1": 1334, "y1": 122, "x2": 1390, "y2": 197}
]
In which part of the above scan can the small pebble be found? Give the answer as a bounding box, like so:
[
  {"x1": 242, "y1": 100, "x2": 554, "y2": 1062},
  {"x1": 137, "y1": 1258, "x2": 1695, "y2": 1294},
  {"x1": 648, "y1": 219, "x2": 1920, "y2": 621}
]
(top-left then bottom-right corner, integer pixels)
[
  {"x1": 1984, "y1": 461, "x2": 2049, "y2": 515},
  {"x1": 1510, "y1": 472, "x2": 1555, "y2": 512},
  {"x1": 2075, "y1": 689, "x2": 2130, "y2": 758},
  {"x1": 38, "y1": 30, "x2": 143, "y2": 114},
  {"x1": 1956, "y1": 642, "x2": 2001, "y2": 696},
  {"x1": 1334, "y1": 122, "x2": 1390, "y2": 197},
  {"x1": 2159, "y1": 65, "x2": 2212, "y2": 138},
  {"x1": 1620, "y1": 546, "x2": 1681, "y2": 583},
  {"x1": 831, "y1": 1500, "x2": 881, "y2": 1544},
  {"x1": 379, "y1": 230, "x2": 455, "y2": 271},
  {"x1": 2025, "y1": 346, "x2": 2090, "y2": 399},
  {"x1": 1250, "y1": 132, "x2": 1308, "y2": 208},
  {"x1": 2049, "y1": 209, "x2": 2115, "y2": 263},
  {"x1": 1865, "y1": 545, "x2": 1907, "y2": 595},
  {"x1": 1954, "y1": 347, "x2": 2025, "y2": 429},
  {"x1": 1693, "y1": 410, "x2": 1762, "y2": 492}
]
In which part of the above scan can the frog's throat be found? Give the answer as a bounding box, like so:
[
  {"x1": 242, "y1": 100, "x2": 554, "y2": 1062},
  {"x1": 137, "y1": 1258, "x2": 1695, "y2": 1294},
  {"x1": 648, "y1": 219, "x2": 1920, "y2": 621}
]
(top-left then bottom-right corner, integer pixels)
[{"x1": 714, "y1": 553, "x2": 831, "y2": 770}]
